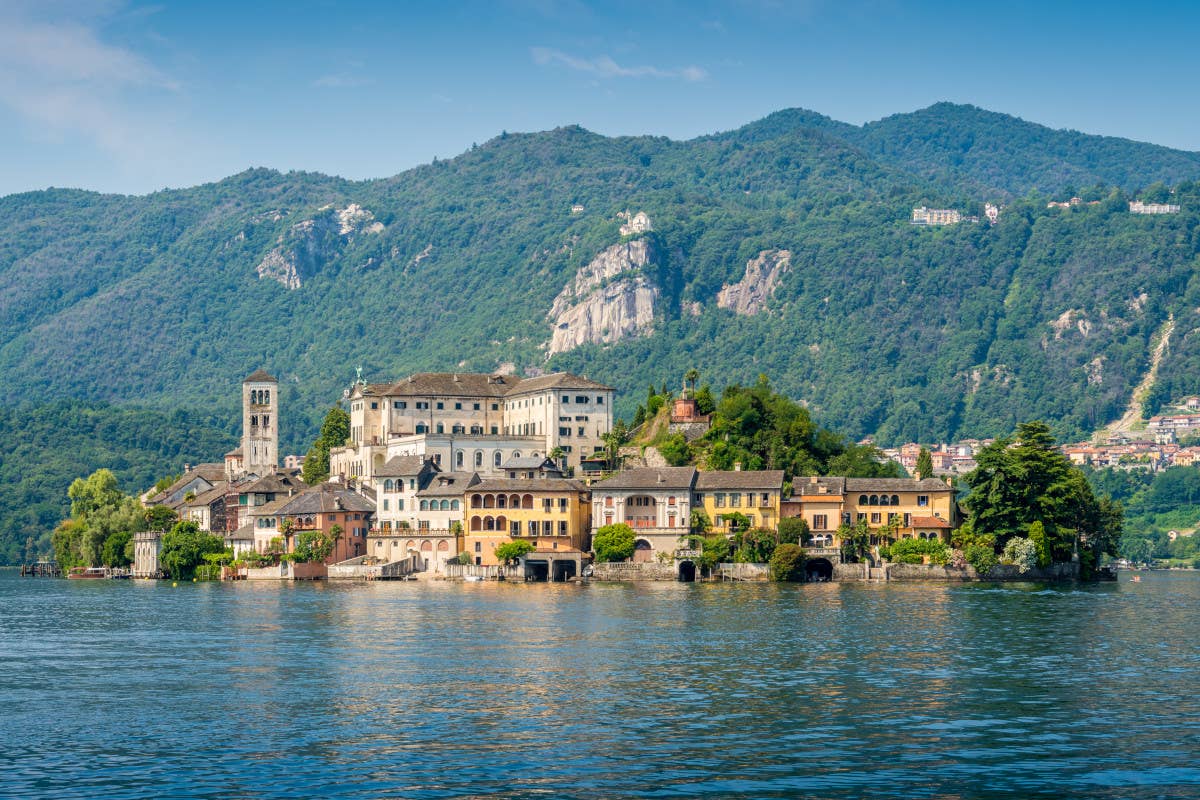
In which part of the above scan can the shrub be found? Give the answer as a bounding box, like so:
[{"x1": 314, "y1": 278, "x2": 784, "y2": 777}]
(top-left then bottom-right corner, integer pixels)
[
  {"x1": 1002, "y1": 537, "x2": 1039, "y2": 571},
  {"x1": 965, "y1": 543, "x2": 999, "y2": 576},
  {"x1": 593, "y1": 523, "x2": 636, "y2": 563},
  {"x1": 1027, "y1": 521, "x2": 1052, "y2": 567},
  {"x1": 948, "y1": 548, "x2": 967, "y2": 569},
  {"x1": 495, "y1": 540, "x2": 534, "y2": 564},
  {"x1": 769, "y1": 544, "x2": 807, "y2": 581},
  {"x1": 777, "y1": 517, "x2": 810, "y2": 545},
  {"x1": 881, "y1": 537, "x2": 949, "y2": 565}
]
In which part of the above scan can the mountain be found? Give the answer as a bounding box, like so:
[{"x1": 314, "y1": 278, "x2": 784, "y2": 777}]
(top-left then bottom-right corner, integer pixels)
[{"x1": 3, "y1": 102, "x2": 1200, "y2": 561}]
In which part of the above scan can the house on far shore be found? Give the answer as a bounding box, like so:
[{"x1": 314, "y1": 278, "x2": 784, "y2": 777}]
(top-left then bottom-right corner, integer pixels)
[{"x1": 590, "y1": 467, "x2": 696, "y2": 563}]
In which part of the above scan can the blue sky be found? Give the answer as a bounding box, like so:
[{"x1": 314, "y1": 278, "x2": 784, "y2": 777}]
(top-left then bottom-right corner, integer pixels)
[{"x1": 1, "y1": 0, "x2": 1197, "y2": 197}]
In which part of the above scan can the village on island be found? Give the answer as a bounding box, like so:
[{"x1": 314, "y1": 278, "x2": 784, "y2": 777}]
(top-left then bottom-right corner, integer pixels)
[{"x1": 117, "y1": 366, "x2": 1013, "y2": 585}]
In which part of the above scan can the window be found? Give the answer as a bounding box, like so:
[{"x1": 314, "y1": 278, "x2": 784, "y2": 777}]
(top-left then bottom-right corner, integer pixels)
[
  {"x1": 562, "y1": 395, "x2": 570, "y2": 403},
  {"x1": 761, "y1": 493, "x2": 769, "y2": 505},
  {"x1": 543, "y1": 498, "x2": 553, "y2": 512},
  {"x1": 870, "y1": 512, "x2": 881, "y2": 524},
  {"x1": 472, "y1": 451, "x2": 481, "y2": 468},
  {"x1": 436, "y1": 424, "x2": 444, "y2": 434},
  {"x1": 511, "y1": 521, "x2": 520, "y2": 536},
  {"x1": 577, "y1": 427, "x2": 585, "y2": 437},
  {"x1": 559, "y1": 497, "x2": 568, "y2": 511},
  {"x1": 456, "y1": 451, "x2": 464, "y2": 468},
  {"x1": 491, "y1": 403, "x2": 498, "y2": 411},
  {"x1": 436, "y1": 402, "x2": 444, "y2": 410},
  {"x1": 813, "y1": 514, "x2": 828, "y2": 530},
  {"x1": 493, "y1": 452, "x2": 502, "y2": 468},
  {"x1": 490, "y1": 426, "x2": 498, "y2": 435},
  {"x1": 903, "y1": 513, "x2": 912, "y2": 527},
  {"x1": 559, "y1": 520, "x2": 568, "y2": 536},
  {"x1": 383, "y1": 499, "x2": 389, "y2": 510},
  {"x1": 917, "y1": 495, "x2": 929, "y2": 507},
  {"x1": 576, "y1": 396, "x2": 588, "y2": 404},
  {"x1": 416, "y1": 402, "x2": 429, "y2": 410},
  {"x1": 715, "y1": 493, "x2": 726, "y2": 508},
  {"x1": 730, "y1": 493, "x2": 741, "y2": 507},
  {"x1": 394, "y1": 401, "x2": 406, "y2": 409},
  {"x1": 560, "y1": 427, "x2": 571, "y2": 436},
  {"x1": 604, "y1": 497, "x2": 613, "y2": 507},
  {"x1": 416, "y1": 424, "x2": 427, "y2": 434},
  {"x1": 857, "y1": 513, "x2": 866, "y2": 522},
  {"x1": 455, "y1": 402, "x2": 462, "y2": 410},
  {"x1": 597, "y1": 396, "x2": 604, "y2": 404},
  {"x1": 474, "y1": 542, "x2": 481, "y2": 553},
  {"x1": 858, "y1": 495, "x2": 868, "y2": 504},
  {"x1": 371, "y1": 402, "x2": 378, "y2": 410},
  {"x1": 528, "y1": 521, "x2": 537, "y2": 536},
  {"x1": 263, "y1": 415, "x2": 270, "y2": 427},
  {"x1": 694, "y1": 493, "x2": 705, "y2": 503},
  {"x1": 668, "y1": 496, "x2": 676, "y2": 506},
  {"x1": 398, "y1": 499, "x2": 404, "y2": 511},
  {"x1": 250, "y1": 415, "x2": 258, "y2": 427}
]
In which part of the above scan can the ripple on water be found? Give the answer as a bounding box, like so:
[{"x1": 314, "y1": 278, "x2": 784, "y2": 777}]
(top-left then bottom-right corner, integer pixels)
[{"x1": 1, "y1": 572, "x2": 1199, "y2": 798}]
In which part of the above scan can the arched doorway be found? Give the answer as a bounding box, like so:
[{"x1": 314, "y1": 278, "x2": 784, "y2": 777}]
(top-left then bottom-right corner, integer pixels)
[
  {"x1": 807, "y1": 558, "x2": 833, "y2": 582},
  {"x1": 678, "y1": 560, "x2": 697, "y2": 582},
  {"x1": 633, "y1": 539, "x2": 654, "y2": 563}
]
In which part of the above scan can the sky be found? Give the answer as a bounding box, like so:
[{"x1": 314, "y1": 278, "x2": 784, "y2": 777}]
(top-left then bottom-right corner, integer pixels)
[{"x1": 2, "y1": 0, "x2": 1198, "y2": 197}]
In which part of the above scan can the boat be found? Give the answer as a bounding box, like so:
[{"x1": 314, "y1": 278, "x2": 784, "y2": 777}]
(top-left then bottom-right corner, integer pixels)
[
  {"x1": 67, "y1": 567, "x2": 108, "y2": 580},
  {"x1": 463, "y1": 575, "x2": 483, "y2": 582}
]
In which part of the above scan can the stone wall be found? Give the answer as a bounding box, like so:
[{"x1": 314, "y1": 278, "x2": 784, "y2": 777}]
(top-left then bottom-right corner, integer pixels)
[
  {"x1": 590, "y1": 561, "x2": 679, "y2": 581},
  {"x1": 714, "y1": 562, "x2": 771, "y2": 581},
  {"x1": 884, "y1": 561, "x2": 1080, "y2": 582}
]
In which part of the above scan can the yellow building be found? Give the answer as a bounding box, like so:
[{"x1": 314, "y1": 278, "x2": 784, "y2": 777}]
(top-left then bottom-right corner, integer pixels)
[
  {"x1": 784, "y1": 476, "x2": 957, "y2": 544},
  {"x1": 692, "y1": 470, "x2": 785, "y2": 532},
  {"x1": 463, "y1": 477, "x2": 591, "y2": 575}
]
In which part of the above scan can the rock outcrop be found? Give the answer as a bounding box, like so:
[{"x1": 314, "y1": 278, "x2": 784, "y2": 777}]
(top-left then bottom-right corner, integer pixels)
[
  {"x1": 256, "y1": 204, "x2": 384, "y2": 289},
  {"x1": 716, "y1": 249, "x2": 791, "y2": 315},
  {"x1": 547, "y1": 240, "x2": 659, "y2": 355}
]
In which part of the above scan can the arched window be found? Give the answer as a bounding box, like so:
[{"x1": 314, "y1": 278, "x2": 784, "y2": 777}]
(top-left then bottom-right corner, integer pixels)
[
  {"x1": 497, "y1": 494, "x2": 507, "y2": 509},
  {"x1": 483, "y1": 494, "x2": 495, "y2": 508},
  {"x1": 440, "y1": 499, "x2": 450, "y2": 511},
  {"x1": 891, "y1": 495, "x2": 900, "y2": 506},
  {"x1": 879, "y1": 495, "x2": 889, "y2": 506},
  {"x1": 471, "y1": 494, "x2": 483, "y2": 508},
  {"x1": 474, "y1": 451, "x2": 483, "y2": 468},
  {"x1": 484, "y1": 515, "x2": 496, "y2": 531},
  {"x1": 450, "y1": 500, "x2": 459, "y2": 511},
  {"x1": 456, "y1": 451, "x2": 464, "y2": 468},
  {"x1": 494, "y1": 451, "x2": 502, "y2": 468},
  {"x1": 522, "y1": 494, "x2": 534, "y2": 509},
  {"x1": 869, "y1": 495, "x2": 879, "y2": 506},
  {"x1": 416, "y1": 424, "x2": 427, "y2": 434},
  {"x1": 419, "y1": 499, "x2": 429, "y2": 511},
  {"x1": 496, "y1": 515, "x2": 507, "y2": 531},
  {"x1": 469, "y1": 516, "x2": 481, "y2": 532},
  {"x1": 513, "y1": 451, "x2": 521, "y2": 459},
  {"x1": 858, "y1": 495, "x2": 868, "y2": 504},
  {"x1": 510, "y1": 494, "x2": 520, "y2": 508},
  {"x1": 384, "y1": 479, "x2": 394, "y2": 492}
]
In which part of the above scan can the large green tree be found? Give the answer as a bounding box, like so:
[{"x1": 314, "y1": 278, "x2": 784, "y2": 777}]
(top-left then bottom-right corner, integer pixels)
[
  {"x1": 302, "y1": 406, "x2": 351, "y2": 484},
  {"x1": 160, "y1": 520, "x2": 226, "y2": 579},
  {"x1": 963, "y1": 421, "x2": 1122, "y2": 564},
  {"x1": 592, "y1": 523, "x2": 636, "y2": 563}
]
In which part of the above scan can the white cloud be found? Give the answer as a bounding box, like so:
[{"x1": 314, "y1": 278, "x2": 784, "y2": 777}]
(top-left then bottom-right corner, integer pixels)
[
  {"x1": 312, "y1": 73, "x2": 372, "y2": 89},
  {"x1": 531, "y1": 46, "x2": 708, "y2": 82},
  {"x1": 0, "y1": 3, "x2": 178, "y2": 158}
]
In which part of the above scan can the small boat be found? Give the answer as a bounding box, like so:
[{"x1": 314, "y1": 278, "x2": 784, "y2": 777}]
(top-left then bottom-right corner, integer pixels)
[
  {"x1": 463, "y1": 575, "x2": 483, "y2": 582},
  {"x1": 67, "y1": 567, "x2": 107, "y2": 580}
]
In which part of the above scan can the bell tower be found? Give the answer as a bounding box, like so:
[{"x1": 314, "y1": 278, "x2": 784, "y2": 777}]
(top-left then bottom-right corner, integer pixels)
[{"x1": 242, "y1": 369, "x2": 279, "y2": 476}]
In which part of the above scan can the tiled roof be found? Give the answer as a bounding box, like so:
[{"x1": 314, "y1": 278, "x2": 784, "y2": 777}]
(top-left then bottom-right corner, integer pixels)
[
  {"x1": 791, "y1": 477, "x2": 847, "y2": 497},
  {"x1": 185, "y1": 484, "x2": 228, "y2": 507},
  {"x1": 227, "y1": 523, "x2": 255, "y2": 541},
  {"x1": 504, "y1": 372, "x2": 612, "y2": 395},
  {"x1": 501, "y1": 456, "x2": 557, "y2": 470},
  {"x1": 695, "y1": 470, "x2": 785, "y2": 490},
  {"x1": 593, "y1": 466, "x2": 697, "y2": 490},
  {"x1": 375, "y1": 455, "x2": 434, "y2": 478},
  {"x1": 844, "y1": 477, "x2": 953, "y2": 492},
  {"x1": 242, "y1": 472, "x2": 307, "y2": 494},
  {"x1": 470, "y1": 478, "x2": 587, "y2": 493},
  {"x1": 387, "y1": 372, "x2": 517, "y2": 398},
  {"x1": 277, "y1": 483, "x2": 376, "y2": 515},
  {"x1": 910, "y1": 516, "x2": 952, "y2": 529},
  {"x1": 243, "y1": 369, "x2": 276, "y2": 383},
  {"x1": 247, "y1": 496, "x2": 290, "y2": 516},
  {"x1": 417, "y1": 471, "x2": 481, "y2": 497}
]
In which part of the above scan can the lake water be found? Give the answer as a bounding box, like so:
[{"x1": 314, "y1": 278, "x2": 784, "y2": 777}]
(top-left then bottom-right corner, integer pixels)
[{"x1": 1, "y1": 570, "x2": 1198, "y2": 799}]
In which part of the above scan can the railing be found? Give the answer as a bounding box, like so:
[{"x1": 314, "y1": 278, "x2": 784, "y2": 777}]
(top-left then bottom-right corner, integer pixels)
[{"x1": 443, "y1": 563, "x2": 522, "y2": 580}]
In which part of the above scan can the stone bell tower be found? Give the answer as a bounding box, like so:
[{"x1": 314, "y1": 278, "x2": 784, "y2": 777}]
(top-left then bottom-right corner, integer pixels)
[{"x1": 242, "y1": 369, "x2": 278, "y2": 476}]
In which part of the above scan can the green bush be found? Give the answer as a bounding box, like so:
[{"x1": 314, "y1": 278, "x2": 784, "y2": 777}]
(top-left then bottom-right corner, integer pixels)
[
  {"x1": 965, "y1": 543, "x2": 999, "y2": 576},
  {"x1": 881, "y1": 537, "x2": 949, "y2": 565},
  {"x1": 593, "y1": 523, "x2": 636, "y2": 563},
  {"x1": 1002, "y1": 536, "x2": 1039, "y2": 571},
  {"x1": 769, "y1": 543, "x2": 807, "y2": 582}
]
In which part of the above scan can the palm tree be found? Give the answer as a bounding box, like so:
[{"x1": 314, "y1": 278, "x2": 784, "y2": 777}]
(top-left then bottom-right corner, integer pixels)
[{"x1": 684, "y1": 368, "x2": 700, "y2": 399}]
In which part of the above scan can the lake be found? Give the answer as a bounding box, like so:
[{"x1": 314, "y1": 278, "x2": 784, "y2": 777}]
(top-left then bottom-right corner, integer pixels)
[{"x1": 1, "y1": 570, "x2": 1197, "y2": 799}]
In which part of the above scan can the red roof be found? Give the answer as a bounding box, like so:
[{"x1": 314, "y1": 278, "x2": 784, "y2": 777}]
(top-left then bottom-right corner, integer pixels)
[{"x1": 910, "y1": 516, "x2": 952, "y2": 529}]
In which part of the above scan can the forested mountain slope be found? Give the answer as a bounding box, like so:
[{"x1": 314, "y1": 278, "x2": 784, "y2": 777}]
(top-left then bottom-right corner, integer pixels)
[{"x1": 4, "y1": 103, "x2": 1200, "y2": 561}]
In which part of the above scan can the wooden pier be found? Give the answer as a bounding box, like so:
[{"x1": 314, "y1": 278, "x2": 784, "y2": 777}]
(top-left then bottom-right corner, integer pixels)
[{"x1": 20, "y1": 561, "x2": 61, "y2": 578}]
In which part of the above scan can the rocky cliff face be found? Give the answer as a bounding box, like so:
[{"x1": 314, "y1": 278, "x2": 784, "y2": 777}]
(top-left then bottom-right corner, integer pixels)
[
  {"x1": 547, "y1": 239, "x2": 659, "y2": 355},
  {"x1": 716, "y1": 249, "x2": 791, "y2": 315},
  {"x1": 256, "y1": 204, "x2": 384, "y2": 289}
]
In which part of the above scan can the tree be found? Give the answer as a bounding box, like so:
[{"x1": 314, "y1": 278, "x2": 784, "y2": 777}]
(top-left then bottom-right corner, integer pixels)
[
  {"x1": 160, "y1": 520, "x2": 225, "y2": 579},
  {"x1": 916, "y1": 447, "x2": 934, "y2": 479},
  {"x1": 101, "y1": 529, "x2": 132, "y2": 568},
  {"x1": 68, "y1": 469, "x2": 122, "y2": 519},
  {"x1": 837, "y1": 519, "x2": 870, "y2": 563},
  {"x1": 769, "y1": 544, "x2": 807, "y2": 581},
  {"x1": 778, "y1": 516, "x2": 810, "y2": 545},
  {"x1": 734, "y1": 527, "x2": 778, "y2": 563},
  {"x1": 657, "y1": 433, "x2": 691, "y2": 466},
  {"x1": 145, "y1": 504, "x2": 178, "y2": 531},
  {"x1": 302, "y1": 406, "x2": 351, "y2": 484},
  {"x1": 495, "y1": 540, "x2": 534, "y2": 563},
  {"x1": 1028, "y1": 521, "x2": 1051, "y2": 568},
  {"x1": 593, "y1": 523, "x2": 636, "y2": 562},
  {"x1": 684, "y1": 368, "x2": 700, "y2": 399},
  {"x1": 690, "y1": 508, "x2": 712, "y2": 534}
]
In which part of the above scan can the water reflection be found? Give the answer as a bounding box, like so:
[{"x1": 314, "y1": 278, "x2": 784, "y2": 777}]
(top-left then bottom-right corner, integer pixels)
[{"x1": 1, "y1": 571, "x2": 1198, "y2": 798}]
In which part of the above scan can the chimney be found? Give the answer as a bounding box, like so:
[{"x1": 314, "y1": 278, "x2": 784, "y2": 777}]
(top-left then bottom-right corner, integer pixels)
[
  {"x1": 809, "y1": 476, "x2": 818, "y2": 485},
  {"x1": 913, "y1": 470, "x2": 922, "y2": 482},
  {"x1": 734, "y1": 462, "x2": 742, "y2": 471}
]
